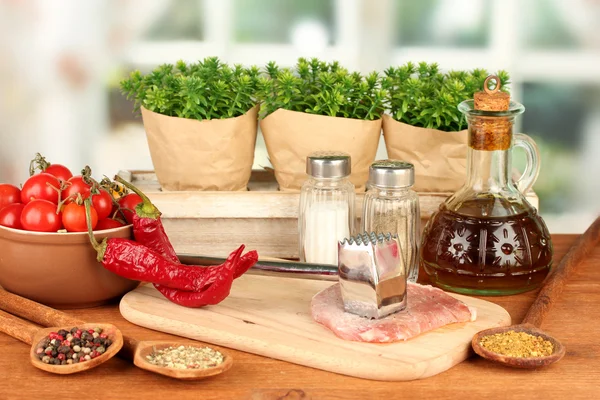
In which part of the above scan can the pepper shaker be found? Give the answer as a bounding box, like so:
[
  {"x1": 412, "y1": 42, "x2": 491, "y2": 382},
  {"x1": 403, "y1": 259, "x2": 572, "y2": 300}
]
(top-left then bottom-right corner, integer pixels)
[
  {"x1": 362, "y1": 160, "x2": 420, "y2": 282},
  {"x1": 299, "y1": 151, "x2": 355, "y2": 265}
]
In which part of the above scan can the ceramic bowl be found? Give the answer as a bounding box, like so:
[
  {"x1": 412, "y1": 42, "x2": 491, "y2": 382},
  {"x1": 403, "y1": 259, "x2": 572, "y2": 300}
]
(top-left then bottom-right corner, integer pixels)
[{"x1": 0, "y1": 224, "x2": 139, "y2": 309}]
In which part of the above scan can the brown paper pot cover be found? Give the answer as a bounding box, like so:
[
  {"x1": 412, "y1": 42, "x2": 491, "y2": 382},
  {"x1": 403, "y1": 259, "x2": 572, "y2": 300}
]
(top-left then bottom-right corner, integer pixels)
[
  {"x1": 0, "y1": 225, "x2": 139, "y2": 309},
  {"x1": 260, "y1": 109, "x2": 382, "y2": 191},
  {"x1": 383, "y1": 115, "x2": 468, "y2": 192},
  {"x1": 141, "y1": 106, "x2": 258, "y2": 191}
]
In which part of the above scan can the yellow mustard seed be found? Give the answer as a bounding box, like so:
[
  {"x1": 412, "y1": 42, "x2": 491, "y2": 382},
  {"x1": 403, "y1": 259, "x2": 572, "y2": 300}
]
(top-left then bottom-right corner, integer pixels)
[{"x1": 479, "y1": 330, "x2": 554, "y2": 358}]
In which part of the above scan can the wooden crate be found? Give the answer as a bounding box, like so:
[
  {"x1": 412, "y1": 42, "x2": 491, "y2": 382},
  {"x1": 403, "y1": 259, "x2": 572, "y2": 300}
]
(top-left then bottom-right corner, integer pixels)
[{"x1": 118, "y1": 170, "x2": 539, "y2": 259}]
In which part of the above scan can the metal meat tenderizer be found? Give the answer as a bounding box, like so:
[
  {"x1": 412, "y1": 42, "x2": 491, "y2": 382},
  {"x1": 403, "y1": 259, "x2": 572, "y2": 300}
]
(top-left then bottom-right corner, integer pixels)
[{"x1": 338, "y1": 232, "x2": 407, "y2": 319}]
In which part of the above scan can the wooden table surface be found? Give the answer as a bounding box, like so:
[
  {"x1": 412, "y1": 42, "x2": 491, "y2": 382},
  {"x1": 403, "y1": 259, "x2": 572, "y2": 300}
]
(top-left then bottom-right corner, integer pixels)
[{"x1": 0, "y1": 234, "x2": 598, "y2": 400}]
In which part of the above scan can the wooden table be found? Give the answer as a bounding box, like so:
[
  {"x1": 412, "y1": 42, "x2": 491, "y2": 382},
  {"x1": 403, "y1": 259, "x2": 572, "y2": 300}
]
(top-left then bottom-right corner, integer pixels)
[{"x1": 1, "y1": 235, "x2": 598, "y2": 400}]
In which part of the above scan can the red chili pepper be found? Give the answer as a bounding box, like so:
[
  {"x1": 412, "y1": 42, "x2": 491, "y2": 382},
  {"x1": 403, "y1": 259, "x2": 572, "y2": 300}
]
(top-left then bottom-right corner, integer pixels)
[
  {"x1": 234, "y1": 251, "x2": 259, "y2": 279},
  {"x1": 114, "y1": 175, "x2": 179, "y2": 262},
  {"x1": 132, "y1": 215, "x2": 179, "y2": 261},
  {"x1": 198, "y1": 249, "x2": 257, "y2": 304},
  {"x1": 114, "y1": 175, "x2": 258, "y2": 279},
  {"x1": 154, "y1": 248, "x2": 259, "y2": 307},
  {"x1": 157, "y1": 246, "x2": 258, "y2": 307},
  {"x1": 154, "y1": 248, "x2": 258, "y2": 306},
  {"x1": 111, "y1": 177, "x2": 259, "y2": 307},
  {"x1": 154, "y1": 244, "x2": 251, "y2": 291},
  {"x1": 155, "y1": 245, "x2": 241, "y2": 306},
  {"x1": 85, "y1": 200, "x2": 223, "y2": 291},
  {"x1": 92, "y1": 236, "x2": 213, "y2": 291}
]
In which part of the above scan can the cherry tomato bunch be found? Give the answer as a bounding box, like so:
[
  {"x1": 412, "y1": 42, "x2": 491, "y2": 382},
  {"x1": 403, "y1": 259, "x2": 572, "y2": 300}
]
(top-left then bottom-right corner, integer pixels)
[{"x1": 0, "y1": 153, "x2": 142, "y2": 233}]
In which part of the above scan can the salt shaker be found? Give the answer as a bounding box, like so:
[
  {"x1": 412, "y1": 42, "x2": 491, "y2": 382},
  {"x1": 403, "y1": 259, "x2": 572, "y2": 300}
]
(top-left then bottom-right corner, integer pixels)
[
  {"x1": 362, "y1": 160, "x2": 420, "y2": 282},
  {"x1": 299, "y1": 151, "x2": 355, "y2": 265}
]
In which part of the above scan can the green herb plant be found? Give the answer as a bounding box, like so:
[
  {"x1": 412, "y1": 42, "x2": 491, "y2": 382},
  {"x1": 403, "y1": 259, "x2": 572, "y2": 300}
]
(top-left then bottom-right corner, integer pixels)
[
  {"x1": 382, "y1": 62, "x2": 510, "y2": 131},
  {"x1": 120, "y1": 57, "x2": 259, "y2": 120},
  {"x1": 257, "y1": 57, "x2": 386, "y2": 120}
]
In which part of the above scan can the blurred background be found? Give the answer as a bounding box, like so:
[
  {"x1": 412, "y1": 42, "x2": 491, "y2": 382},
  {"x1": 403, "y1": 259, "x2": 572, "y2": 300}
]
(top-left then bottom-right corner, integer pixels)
[{"x1": 0, "y1": 0, "x2": 598, "y2": 232}]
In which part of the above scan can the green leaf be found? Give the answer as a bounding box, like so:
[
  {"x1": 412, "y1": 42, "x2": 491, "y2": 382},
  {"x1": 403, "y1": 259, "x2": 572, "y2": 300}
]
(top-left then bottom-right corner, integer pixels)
[
  {"x1": 119, "y1": 57, "x2": 259, "y2": 121},
  {"x1": 257, "y1": 57, "x2": 386, "y2": 120},
  {"x1": 383, "y1": 62, "x2": 511, "y2": 130},
  {"x1": 120, "y1": 57, "x2": 511, "y2": 126}
]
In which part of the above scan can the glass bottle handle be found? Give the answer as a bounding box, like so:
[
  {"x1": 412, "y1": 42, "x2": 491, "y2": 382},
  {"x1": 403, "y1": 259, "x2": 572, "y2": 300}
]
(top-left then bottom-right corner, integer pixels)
[{"x1": 513, "y1": 133, "x2": 541, "y2": 194}]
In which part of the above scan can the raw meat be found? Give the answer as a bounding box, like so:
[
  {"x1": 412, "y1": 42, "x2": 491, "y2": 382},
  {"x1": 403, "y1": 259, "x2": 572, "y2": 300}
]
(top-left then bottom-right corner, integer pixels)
[{"x1": 311, "y1": 283, "x2": 476, "y2": 343}]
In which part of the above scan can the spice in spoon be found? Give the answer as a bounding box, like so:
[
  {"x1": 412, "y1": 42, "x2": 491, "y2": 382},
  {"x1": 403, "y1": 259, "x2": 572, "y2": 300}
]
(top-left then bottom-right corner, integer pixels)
[
  {"x1": 146, "y1": 345, "x2": 224, "y2": 369},
  {"x1": 35, "y1": 327, "x2": 113, "y2": 365},
  {"x1": 479, "y1": 330, "x2": 554, "y2": 358}
]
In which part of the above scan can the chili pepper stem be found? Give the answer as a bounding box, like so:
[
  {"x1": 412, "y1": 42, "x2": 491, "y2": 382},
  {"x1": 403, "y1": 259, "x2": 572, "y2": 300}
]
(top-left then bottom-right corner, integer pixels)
[
  {"x1": 114, "y1": 175, "x2": 161, "y2": 219},
  {"x1": 84, "y1": 198, "x2": 108, "y2": 262}
]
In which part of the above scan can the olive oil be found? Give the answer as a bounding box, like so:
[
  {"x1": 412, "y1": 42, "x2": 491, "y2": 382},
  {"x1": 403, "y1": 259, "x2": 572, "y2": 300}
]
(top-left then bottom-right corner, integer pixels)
[{"x1": 420, "y1": 199, "x2": 553, "y2": 295}]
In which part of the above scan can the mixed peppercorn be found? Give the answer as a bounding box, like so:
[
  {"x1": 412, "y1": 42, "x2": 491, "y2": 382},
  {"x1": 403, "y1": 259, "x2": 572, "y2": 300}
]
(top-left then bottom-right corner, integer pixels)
[{"x1": 35, "y1": 327, "x2": 112, "y2": 365}]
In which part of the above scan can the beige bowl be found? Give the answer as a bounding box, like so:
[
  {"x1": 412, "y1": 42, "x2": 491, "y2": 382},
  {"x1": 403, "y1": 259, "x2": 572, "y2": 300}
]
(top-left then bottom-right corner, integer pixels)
[{"x1": 0, "y1": 224, "x2": 139, "y2": 309}]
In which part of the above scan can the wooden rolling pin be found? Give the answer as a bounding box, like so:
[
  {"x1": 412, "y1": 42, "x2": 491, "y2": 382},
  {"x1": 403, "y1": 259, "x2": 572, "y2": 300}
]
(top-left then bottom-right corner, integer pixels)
[{"x1": 523, "y1": 216, "x2": 600, "y2": 327}]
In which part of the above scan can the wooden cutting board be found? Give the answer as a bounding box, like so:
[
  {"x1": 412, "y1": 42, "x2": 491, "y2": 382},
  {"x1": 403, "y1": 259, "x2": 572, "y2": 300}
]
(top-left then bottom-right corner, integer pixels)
[{"x1": 120, "y1": 275, "x2": 511, "y2": 381}]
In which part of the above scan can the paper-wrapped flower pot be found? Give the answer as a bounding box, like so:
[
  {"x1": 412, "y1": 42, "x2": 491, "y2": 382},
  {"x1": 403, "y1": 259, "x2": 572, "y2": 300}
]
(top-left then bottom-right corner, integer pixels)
[
  {"x1": 383, "y1": 115, "x2": 468, "y2": 192},
  {"x1": 141, "y1": 106, "x2": 258, "y2": 191},
  {"x1": 260, "y1": 109, "x2": 382, "y2": 192}
]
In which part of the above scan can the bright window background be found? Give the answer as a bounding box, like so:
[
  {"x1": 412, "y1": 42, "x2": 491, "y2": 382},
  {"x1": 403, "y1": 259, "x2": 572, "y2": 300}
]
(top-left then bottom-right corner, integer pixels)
[{"x1": 0, "y1": 0, "x2": 598, "y2": 233}]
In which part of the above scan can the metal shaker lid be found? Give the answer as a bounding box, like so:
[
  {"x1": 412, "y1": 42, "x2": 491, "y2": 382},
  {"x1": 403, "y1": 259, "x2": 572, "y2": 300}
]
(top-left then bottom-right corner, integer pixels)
[
  {"x1": 306, "y1": 151, "x2": 351, "y2": 178},
  {"x1": 368, "y1": 160, "x2": 414, "y2": 188}
]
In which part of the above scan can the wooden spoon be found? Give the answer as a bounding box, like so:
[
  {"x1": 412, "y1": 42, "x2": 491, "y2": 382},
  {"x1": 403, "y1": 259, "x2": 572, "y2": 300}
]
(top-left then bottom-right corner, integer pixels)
[
  {"x1": 0, "y1": 309, "x2": 122, "y2": 374},
  {"x1": 0, "y1": 289, "x2": 233, "y2": 380},
  {"x1": 133, "y1": 341, "x2": 233, "y2": 380},
  {"x1": 472, "y1": 216, "x2": 600, "y2": 368}
]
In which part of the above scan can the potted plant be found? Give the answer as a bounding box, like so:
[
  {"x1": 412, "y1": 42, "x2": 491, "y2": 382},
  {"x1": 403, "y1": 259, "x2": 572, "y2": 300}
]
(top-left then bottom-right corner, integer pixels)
[
  {"x1": 120, "y1": 57, "x2": 260, "y2": 191},
  {"x1": 257, "y1": 58, "x2": 386, "y2": 191},
  {"x1": 382, "y1": 62, "x2": 510, "y2": 192}
]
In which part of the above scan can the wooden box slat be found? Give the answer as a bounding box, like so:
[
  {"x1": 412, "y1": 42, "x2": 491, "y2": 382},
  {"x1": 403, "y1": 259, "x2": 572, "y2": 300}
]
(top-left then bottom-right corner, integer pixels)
[{"x1": 118, "y1": 170, "x2": 540, "y2": 259}]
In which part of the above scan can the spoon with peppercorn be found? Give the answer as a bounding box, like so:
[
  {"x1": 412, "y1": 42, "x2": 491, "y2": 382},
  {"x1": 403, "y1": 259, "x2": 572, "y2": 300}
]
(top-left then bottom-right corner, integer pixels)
[
  {"x1": 472, "y1": 216, "x2": 600, "y2": 368},
  {"x1": 0, "y1": 309, "x2": 123, "y2": 374},
  {"x1": 0, "y1": 289, "x2": 234, "y2": 380}
]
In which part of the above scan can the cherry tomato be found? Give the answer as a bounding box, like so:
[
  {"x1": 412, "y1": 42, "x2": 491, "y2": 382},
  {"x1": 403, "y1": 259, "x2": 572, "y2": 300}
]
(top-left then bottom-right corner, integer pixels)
[
  {"x1": 118, "y1": 193, "x2": 142, "y2": 224},
  {"x1": 0, "y1": 203, "x2": 25, "y2": 229},
  {"x1": 62, "y1": 176, "x2": 91, "y2": 203},
  {"x1": 91, "y1": 189, "x2": 113, "y2": 220},
  {"x1": 20, "y1": 173, "x2": 60, "y2": 204},
  {"x1": 62, "y1": 202, "x2": 97, "y2": 232},
  {"x1": 95, "y1": 218, "x2": 125, "y2": 231},
  {"x1": 0, "y1": 184, "x2": 21, "y2": 210},
  {"x1": 44, "y1": 164, "x2": 73, "y2": 182},
  {"x1": 20, "y1": 199, "x2": 62, "y2": 232}
]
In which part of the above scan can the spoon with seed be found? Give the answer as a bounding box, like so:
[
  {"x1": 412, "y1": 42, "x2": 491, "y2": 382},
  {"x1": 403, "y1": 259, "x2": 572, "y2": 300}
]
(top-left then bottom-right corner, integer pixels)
[
  {"x1": 133, "y1": 341, "x2": 233, "y2": 380},
  {"x1": 0, "y1": 309, "x2": 122, "y2": 374},
  {"x1": 472, "y1": 216, "x2": 600, "y2": 368},
  {"x1": 0, "y1": 289, "x2": 233, "y2": 380}
]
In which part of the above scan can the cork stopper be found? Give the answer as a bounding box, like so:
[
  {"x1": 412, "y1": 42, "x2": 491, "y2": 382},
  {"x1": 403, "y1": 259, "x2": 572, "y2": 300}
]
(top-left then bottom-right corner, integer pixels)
[
  {"x1": 474, "y1": 75, "x2": 510, "y2": 111},
  {"x1": 469, "y1": 75, "x2": 512, "y2": 151}
]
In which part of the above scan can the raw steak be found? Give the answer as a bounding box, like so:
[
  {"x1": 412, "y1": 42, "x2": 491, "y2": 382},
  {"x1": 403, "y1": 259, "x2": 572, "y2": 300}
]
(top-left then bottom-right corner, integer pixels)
[{"x1": 311, "y1": 283, "x2": 476, "y2": 343}]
